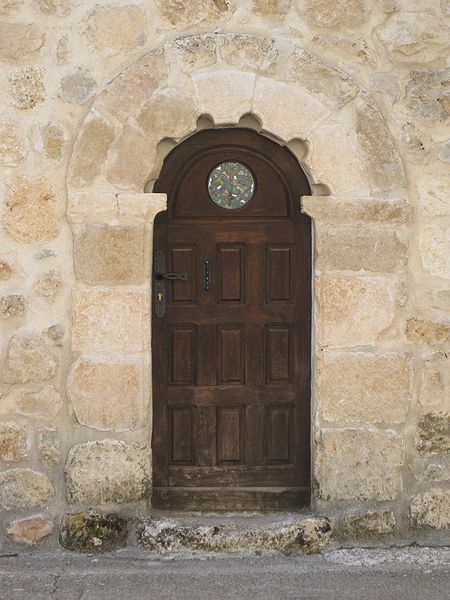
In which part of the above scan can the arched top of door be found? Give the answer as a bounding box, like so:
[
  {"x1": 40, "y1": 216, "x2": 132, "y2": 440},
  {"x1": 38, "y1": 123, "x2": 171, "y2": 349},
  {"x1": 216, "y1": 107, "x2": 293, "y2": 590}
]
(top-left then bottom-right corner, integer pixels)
[{"x1": 154, "y1": 128, "x2": 311, "y2": 224}]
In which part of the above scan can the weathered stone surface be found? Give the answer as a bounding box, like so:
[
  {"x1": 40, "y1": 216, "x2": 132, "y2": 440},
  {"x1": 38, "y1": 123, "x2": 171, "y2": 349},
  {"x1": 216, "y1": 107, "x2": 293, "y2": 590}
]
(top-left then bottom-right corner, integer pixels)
[
  {"x1": 15, "y1": 385, "x2": 62, "y2": 420},
  {"x1": 316, "y1": 429, "x2": 404, "y2": 501},
  {"x1": 138, "y1": 89, "x2": 197, "y2": 140},
  {"x1": 254, "y1": 77, "x2": 330, "y2": 139},
  {"x1": 117, "y1": 193, "x2": 167, "y2": 220},
  {"x1": 74, "y1": 225, "x2": 148, "y2": 285},
  {"x1": 1, "y1": 336, "x2": 58, "y2": 384},
  {"x1": 220, "y1": 34, "x2": 279, "y2": 72},
  {"x1": 345, "y1": 511, "x2": 396, "y2": 538},
  {"x1": 420, "y1": 226, "x2": 450, "y2": 279},
  {"x1": 371, "y1": 72, "x2": 400, "y2": 104},
  {"x1": 253, "y1": 0, "x2": 290, "y2": 17},
  {"x1": 65, "y1": 441, "x2": 150, "y2": 504},
  {"x1": 71, "y1": 288, "x2": 149, "y2": 353},
  {"x1": 0, "y1": 421, "x2": 28, "y2": 461},
  {"x1": 419, "y1": 353, "x2": 449, "y2": 409},
  {"x1": 7, "y1": 516, "x2": 53, "y2": 545},
  {"x1": 68, "y1": 192, "x2": 118, "y2": 223},
  {"x1": 60, "y1": 512, "x2": 128, "y2": 553},
  {"x1": 0, "y1": 260, "x2": 13, "y2": 280},
  {"x1": 60, "y1": 67, "x2": 97, "y2": 104},
  {"x1": 156, "y1": 0, "x2": 231, "y2": 27},
  {"x1": 443, "y1": 0, "x2": 450, "y2": 17},
  {"x1": 3, "y1": 176, "x2": 58, "y2": 243},
  {"x1": 416, "y1": 412, "x2": 450, "y2": 455},
  {"x1": 0, "y1": 294, "x2": 27, "y2": 319},
  {"x1": 416, "y1": 463, "x2": 450, "y2": 483},
  {"x1": 33, "y1": 270, "x2": 62, "y2": 304},
  {"x1": 42, "y1": 124, "x2": 64, "y2": 160},
  {"x1": 438, "y1": 142, "x2": 450, "y2": 162},
  {"x1": 138, "y1": 517, "x2": 333, "y2": 555},
  {"x1": 405, "y1": 69, "x2": 450, "y2": 122},
  {"x1": 318, "y1": 352, "x2": 411, "y2": 424},
  {"x1": 44, "y1": 324, "x2": 64, "y2": 343},
  {"x1": 0, "y1": 0, "x2": 21, "y2": 14},
  {"x1": 300, "y1": 0, "x2": 372, "y2": 27},
  {"x1": 405, "y1": 318, "x2": 450, "y2": 346},
  {"x1": 410, "y1": 489, "x2": 450, "y2": 529},
  {"x1": 69, "y1": 116, "x2": 115, "y2": 187},
  {"x1": 0, "y1": 122, "x2": 27, "y2": 166},
  {"x1": 302, "y1": 196, "x2": 411, "y2": 224},
  {"x1": 316, "y1": 275, "x2": 395, "y2": 347},
  {"x1": 38, "y1": 428, "x2": 60, "y2": 467},
  {"x1": 8, "y1": 67, "x2": 45, "y2": 109},
  {"x1": 417, "y1": 177, "x2": 449, "y2": 217},
  {"x1": 106, "y1": 124, "x2": 155, "y2": 191},
  {"x1": 376, "y1": 13, "x2": 449, "y2": 64},
  {"x1": 85, "y1": 5, "x2": 147, "y2": 53},
  {"x1": 168, "y1": 34, "x2": 217, "y2": 72},
  {"x1": 0, "y1": 468, "x2": 53, "y2": 510},
  {"x1": 56, "y1": 35, "x2": 70, "y2": 64},
  {"x1": 35, "y1": 0, "x2": 71, "y2": 16},
  {"x1": 0, "y1": 22, "x2": 45, "y2": 62},
  {"x1": 67, "y1": 357, "x2": 146, "y2": 432},
  {"x1": 401, "y1": 123, "x2": 434, "y2": 164},
  {"x1": 316, "y1": 228, "x2": 406, "y2": 272}
]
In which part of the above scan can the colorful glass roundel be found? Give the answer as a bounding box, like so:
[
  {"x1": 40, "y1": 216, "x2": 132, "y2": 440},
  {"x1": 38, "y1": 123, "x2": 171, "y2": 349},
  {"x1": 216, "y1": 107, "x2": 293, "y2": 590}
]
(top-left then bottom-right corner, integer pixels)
[{"x1": 208, "y1": 161, "x2": 255, "y2": 210}]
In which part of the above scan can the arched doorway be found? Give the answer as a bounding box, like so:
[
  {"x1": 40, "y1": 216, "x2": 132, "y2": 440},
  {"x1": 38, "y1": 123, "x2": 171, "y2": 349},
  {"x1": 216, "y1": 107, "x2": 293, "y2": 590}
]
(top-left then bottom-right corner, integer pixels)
[{"x1": 152, "y1": 129, "x2": 312, "y2": 511}]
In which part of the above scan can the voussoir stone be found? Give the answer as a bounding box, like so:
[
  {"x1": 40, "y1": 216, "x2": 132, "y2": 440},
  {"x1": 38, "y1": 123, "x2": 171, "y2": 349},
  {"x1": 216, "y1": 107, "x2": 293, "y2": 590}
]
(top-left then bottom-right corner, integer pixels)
[
  {"x1": 7, "y1": 515, "x2": 53, "y2": 545},
  {"x1": 416, "y1": 412, "x2": 450, "y2": 456},
  {"x1": 67, "y1": 357, "x2": 146, "y2": 432},
  {"x1": 1, "y1": 335, "x2": 58, "y2": 384},
  {"x1": 0, "y1": 421, "x2": 28, "y2": 461},
  {"x1": 0, "y1": 22, "x2": 45, "y2": 62},
  {"x1": 65, "y1": 440, "x2": 150, "y2": 504},
  {"x1": 0, "y1": 468, "x2": 54, "y2": 510},
  {"x1": 317, "y1": 352, "x2": 411, "y2": 424},
  {"x1": 410, "y1": 489, "x2": 450, "y2": 529},
  {"x1": 219, "y1": 34, "x2": 279, "y2": 72},
  {"x1": 84, "y1": 5, "x2": 147, "y2": 53},
  {"x1": 167, "y1": 34, "x2": 217, "y2": 72},
  {"x1": 15, "y1": 384, "x2": 62, "y2": 420},
  {"x1": 316, "y1": 274, "x2": 395, "y2": 347},
  {"x1": 138, "y1": 88, "x2": 198, "y2": 140},
  {"x1": 316, "y1": 428, "x2": 404, "y2": 501}
]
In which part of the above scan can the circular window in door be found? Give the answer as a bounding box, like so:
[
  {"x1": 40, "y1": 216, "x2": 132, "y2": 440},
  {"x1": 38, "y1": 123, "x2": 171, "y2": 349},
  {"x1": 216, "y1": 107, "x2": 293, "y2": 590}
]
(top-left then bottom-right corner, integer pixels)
[{"x1": 208, "y1": 161, "x2": 255, "y2": 210}]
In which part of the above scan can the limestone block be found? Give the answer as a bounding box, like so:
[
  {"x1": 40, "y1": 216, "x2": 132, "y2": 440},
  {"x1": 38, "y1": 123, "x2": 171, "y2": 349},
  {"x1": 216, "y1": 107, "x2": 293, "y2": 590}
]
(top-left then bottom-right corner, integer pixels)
[
  {"x1": 60, "y1": 512, "x2": 128, "y2": 553},
  {"x1": 405, "y1": 69, "x2": 450, "y2": 122},
  {"x1": 0, "y1": 261, "x2": 13, "y2": 280},
  {"x1": 253, "y1": 0, "x2": 290, "y2": 16},
  {"x1": 3, "y1": 176, "x2": 58, "y2": 243},
  {"x1": 106, "y1": 124, "x2": 156, "y2": 191},
  {"x1": 416, "y1": 464, "x2": 450, "y2": 483},
  {"x1": 1, "y1": 336, "x2": 58, "y2": 384},
  {"x1": 60, "y1": 67, "x2": 97, "y2": 104},
  {"x1": 35, "y1": 0, "x2": 70, "y2": 16},
  {"x1": 345, "y1": 511, "x2": 396, "y2": 537},
  {"x1": 300, "y1": 0, "x2": 372, "y2": 27},
  {"x1": 167, "y1": 34, "x2": 217, "y2": 72},
  {"x1": 410, "y1": 489, "x2": 450, "y2": 529},
  {"x1": 417, "y1": 177, "x2": 450, "y2": 217},
  {"x1": 438, "y1": 142, "x2": 450, "y2": 162},
  {"x1": 33, "y1": 270, "x2": 62, "y2": 304},
  {"x1": 15, "y1": 385, "x2": 62, "y2": 420},
  {"x1": 416, "y1": 412, "x2": 450, "y2": 455},
  {"x1": 138, "y1": 88, "x2": 198, "y2": 141},
  {"x1": 316, "y1": 274, "x2": 395, "y2": 347},
  {"x1": 0, "y1": 0, "x2": 21, "y2": 14},
  {"x1": 7, "y1": 516, "x2": 53, "y2": 545},
  {"x1": 0, "y1": 294, "x2": 27, "y2": 319},
  {"x1": 56, "y1": 36, "x2": 70, "y2": 64},
  {"x1": 68, "y1": 116, "x2": 115, "y2": 187},
  {"x1": 401, "y1": 123, "x2": 434, "y2": 164},
  {"x1": 193, "y1": 70, "x2": 256, "y2": 125},
  {"x1": 317, "y1": 352, "x2": 411, "y2": 424},
  {"x1": 370, "y1": 72, "x2": 400, "y2": 104},
  {"x1": 117, "y1": 193, "x2": 167, "y2": 220},
  {"x1": 67, "y1": 357, "x2": 147, "y2": 432},
  {"x1": 68, "y1": 192, "x2": 118, "y2": 223},
  {"x1": 316, "y1": 228, "x2": 407, "y2": 272},
  {"x1": 84, "y1": 5, "x2": 147, "y2": 53},
  {"x1": 302, "y1": 196, "x2": 411, "y2": 225},
  {"x1": 420, "y1": 226, "x2": 450, "y2": 279},
  {"x1": 443, "y1": 0, "x2": 450, "y2": 16},
  {"x1": 220, "y1": 34, "x2": 279, "y2": 72},
  {"x1": 419, "y1": 354, "x2": 449, "y2": 409},
  {"x1": 71, "y1": 288, "x2": 149, "y2": 353},
  {"x1": 65, "y1": 441, "x2": 150, "y2": 504},
  {"x1": 0, "y1": 421, "x2": 28, "y2": 461},
  {"x1": 0, "y1": 23, "x2": 45, "y2": 62},
  {"x1": 8, "y1": 67, "x2": 45, "y2": 109},
  {"x1": 307, "y1": 125, "x2": 368, "y2": 194},
  {"x1": 74, "y1": 225, "x2": 148, "y2": 285},
  {"x1": 0, "y1": 122, "x2": 27, "y2": 166},
  {"x1": 406, "y1": 318, "x2": 450, "y2": 346},
  {"x1": 0, "y1": 468, "x2": 54, "y2": 510},
  {"x1": 253, "y1": 77, "x2": 330, "y2": 140},
  {"x1": 316, "y1": 429, "x2": 404, "y2": 501},
  {"x1": 38, "y1": 428, "x2": 60, "y2": 467},
  {"x1": 376, "y1": 13, "x2": 449, "y2": 64},
  {"x1": 156, "y1": 0, "x2": 231, "y2": 28},
  {"x1": 41, "y1": 124, "x2": 64, "y2": 160}
]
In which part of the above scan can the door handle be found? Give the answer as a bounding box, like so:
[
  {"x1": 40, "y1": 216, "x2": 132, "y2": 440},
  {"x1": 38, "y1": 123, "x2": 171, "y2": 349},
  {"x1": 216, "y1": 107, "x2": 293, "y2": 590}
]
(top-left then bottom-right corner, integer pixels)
[
  {"x1": 204, "y1": 257, "x2": 211, "y2": 291},
  {"x1": 155, "y1": 272, "x2": 187, "y2": 281}
]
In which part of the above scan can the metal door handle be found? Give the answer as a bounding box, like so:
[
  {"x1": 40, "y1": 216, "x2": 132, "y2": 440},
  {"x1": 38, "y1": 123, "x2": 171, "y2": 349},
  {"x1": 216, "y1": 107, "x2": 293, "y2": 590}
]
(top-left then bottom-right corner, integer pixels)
[{"x1": 155, "y1": 272, "x2": 187, "y2": 281}]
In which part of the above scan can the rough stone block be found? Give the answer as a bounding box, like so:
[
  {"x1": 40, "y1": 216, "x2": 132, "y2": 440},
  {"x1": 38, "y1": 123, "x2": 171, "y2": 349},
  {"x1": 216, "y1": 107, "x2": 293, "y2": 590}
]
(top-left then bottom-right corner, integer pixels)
[
  {"x1": 416, "y1": 412, "x2": 450, "y2": 456},
  {"x1": 60, "y1": 67, "x2": 97, "y2": 105},
  {"x1": 300, "y1": 0, "x2": 371, "y2": 27},
  {"x1": 302, "y1": 196, "x2": 411, "y2": 225},
  {"x1": 33, "y1": 270, "x2": 62, "y2": 304},
  {"x1": 156, "y1": 0, "x2": 231, "y2": 28},
  {"x1": 0, "y1": 421, "x2": 28, "y2": 461},
  {"x1": 0, "y1": 294, "x2": 27, "y2": 319},
  {"x1": 71, "y1": 288, "x2": 149, "y2": 353},
  {"x1": 318, "y1": 352, "x2": 411, "y2": 424},
  {"x1": 405, "y1": 69, "x2": 450, "y2": 122},
  {"x1": 67, "y1": 357, "x2": 146, "y2": 432},
  {"x1": 0, "y1": 22, "x2": 45, "y2": 62},
  {"x1": 60, "y1": 512, "x2": 128, "y2": 553},
  {"x1": 1, "y1": 336, "x2": 58, "y2": 384},
  {"x1": 15, "y1": 385, "x2": 62, "y2": 420},
  {"x1": 7, "y1": 516, "x2": 53, "y2": 545},
  {"x1": 8, "y1": 67, "x2": 45, "y2": 109},
  {"x1": 316, "y1": 275, "x2": 395, "y2": 347},
  {"x1": 420, "y1": 226, "x2": 450, "y2": 279},
  {"x1": 406, "y1": 318, "x2": 450, "y2": 346},
  {"x1": 345, "y1": 511, "x2": 396, "y2": 537},
  {"x1": 0, "y1": 121, "x2": 27, "y2": 166},
  {"x1": 38, "y1": 428, "x2": 60, "y2": 467},
  {"x1": 167, "y1": 34, "x2": 217, "y2": 73},
  {"x1": 410, "y1": 489, "x2": 449, "y2": 529},
  {"x1": 84, "y1": 5, "x2": 147, "y2": 53},
  {"x1": 0, "y1": 468, "x2": 54, "y2": 510},
  {"x1": 316, "y1": 428, "x2": 404, "y2": 501},
  {"x1": 68, "y1": 192, "x2": 118, "y2": 223},
  {"x1": 0, "y1": 260, "x2": 13, "y2": 280},
  {"x1": 138, "y1": 88, "x2": 198, "y2": 141},
  {"x1": 65, "y1": 440, "x2": 150, "y2": 504},
  {"x1": 419, "y1": 354, "x2": 449, "y2": 409},
  {"x1": 117, "y1": 193, "x2": 167, "y2": 220}
]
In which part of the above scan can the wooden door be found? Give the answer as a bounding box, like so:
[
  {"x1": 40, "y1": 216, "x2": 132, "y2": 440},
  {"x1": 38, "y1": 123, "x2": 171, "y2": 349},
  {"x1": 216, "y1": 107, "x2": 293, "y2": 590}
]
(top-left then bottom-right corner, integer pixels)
[{"x1": 152, "y1": 129, "x2": 311, "y2": 511}]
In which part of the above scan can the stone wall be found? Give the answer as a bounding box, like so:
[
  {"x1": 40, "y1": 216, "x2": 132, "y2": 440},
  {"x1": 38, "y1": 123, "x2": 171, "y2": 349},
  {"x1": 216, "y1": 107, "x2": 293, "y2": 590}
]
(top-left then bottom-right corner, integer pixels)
[{"x1": 0, "y1": 1, "x2": 448, "y2": 550}]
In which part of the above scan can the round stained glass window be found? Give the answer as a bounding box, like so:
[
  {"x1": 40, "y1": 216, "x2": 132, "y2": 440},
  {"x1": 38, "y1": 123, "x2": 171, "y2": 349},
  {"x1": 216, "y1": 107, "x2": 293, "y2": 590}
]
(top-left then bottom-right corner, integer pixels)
[{"x1": 208, "y1": 162, "x2": 255, "y2": 210}]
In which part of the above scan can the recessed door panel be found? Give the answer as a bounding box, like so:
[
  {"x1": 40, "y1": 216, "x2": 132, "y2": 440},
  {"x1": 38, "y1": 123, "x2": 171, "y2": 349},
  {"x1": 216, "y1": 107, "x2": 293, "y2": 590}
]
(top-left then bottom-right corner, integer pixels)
[
  {"x1": 218, "y1": 325, "x2": 246, "y2": 385},
  {"x1": 169, "y1": 325, "x2": 197, "y2": 385},
  {"x1": 217, "y1": 244, "x2": 245, "y2": 303},
  {"x1": 265, "y1": 324, "x2": 294, "y2": 384},
  {"x1": 170, "y1": 407, "x2": 194, "y2": 463},
  {"x1": 265, "y1": 405, "x2": 294, "y2": 464},
  {"x1": 217, "y1": 406, "x2": 244, "y2": 464},
  {"x1": 169, "y1": 246, "x2": 197, "y2": 304},
  {"x1": 265, "y1": 245, "x2": 294, "y2": 303}
]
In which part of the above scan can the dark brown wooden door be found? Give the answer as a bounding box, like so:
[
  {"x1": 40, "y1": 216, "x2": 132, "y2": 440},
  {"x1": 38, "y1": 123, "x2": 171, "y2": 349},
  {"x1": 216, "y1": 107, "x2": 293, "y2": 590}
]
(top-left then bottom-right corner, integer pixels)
[{"x1": 152, "y1": 129, "x2": 311, "y2": 511}]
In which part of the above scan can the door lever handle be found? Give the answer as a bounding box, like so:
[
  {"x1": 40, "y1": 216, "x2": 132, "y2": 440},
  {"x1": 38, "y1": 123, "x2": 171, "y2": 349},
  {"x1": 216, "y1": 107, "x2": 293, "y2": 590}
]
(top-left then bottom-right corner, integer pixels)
[{"x1": 155, "y1": 272, "x2": 188, "y2": 281}]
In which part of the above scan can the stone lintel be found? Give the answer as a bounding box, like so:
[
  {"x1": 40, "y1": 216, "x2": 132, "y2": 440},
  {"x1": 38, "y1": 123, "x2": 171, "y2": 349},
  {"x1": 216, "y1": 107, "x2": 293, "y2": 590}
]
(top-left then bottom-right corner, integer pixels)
[
  {"x1": 301, "y1": 196, "x2": 411, "y2": 225},
  {"x1": 68, "y1": 192, "x2": 167, "y2": 224}
]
